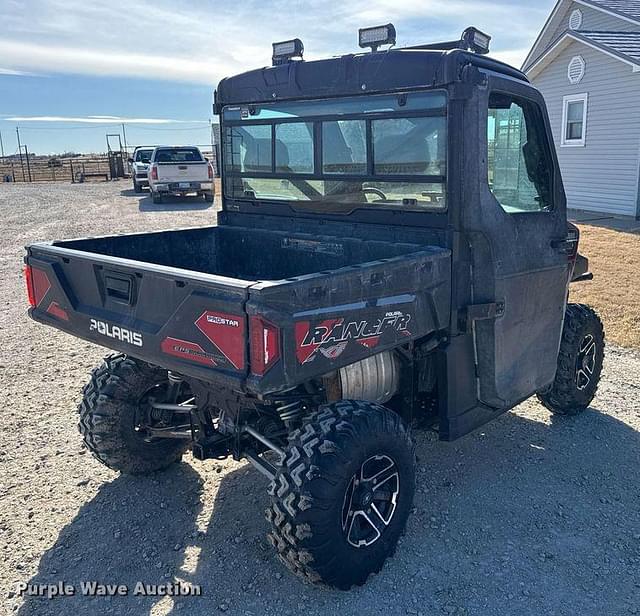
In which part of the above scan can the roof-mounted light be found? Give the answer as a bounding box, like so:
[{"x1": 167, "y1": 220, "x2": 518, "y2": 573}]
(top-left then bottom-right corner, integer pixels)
[
  {"x1": 272, "y1": 38, "x2": 304, "y2": 66},
  {"x1": 358, "y1": 23, "x2": 396, "y2": 52},
  {"x1": 461, "y1": 27, "x2": 491, "y2": 55}
]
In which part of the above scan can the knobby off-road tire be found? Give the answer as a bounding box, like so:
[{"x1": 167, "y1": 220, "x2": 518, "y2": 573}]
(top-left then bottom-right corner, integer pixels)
[
  {"x1": 78, "y1": 354, "x2": 189, "y2": 474},
  {"x1": 538, "y1": 303, "x2": 605, "y2": 415},
  {"x1": 266, "y1": 400, "x2": 415, "y2": 589}
]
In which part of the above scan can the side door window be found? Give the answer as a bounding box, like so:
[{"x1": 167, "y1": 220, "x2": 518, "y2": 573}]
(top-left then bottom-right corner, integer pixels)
[{"x1": 487, "y1": 93, "x2": 554, "y2": 213}]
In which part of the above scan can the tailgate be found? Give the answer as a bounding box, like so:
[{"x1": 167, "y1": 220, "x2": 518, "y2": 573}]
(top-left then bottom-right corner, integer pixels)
[
  {"x1": 246, "y1": 247, "x2": 452, "y2": 394},
  {"x1": 25, "y1": 243, "x2": 252, "y2": 384},
  {"x1": 157, "y1": 162, "x2": 208, "y2": 183}
]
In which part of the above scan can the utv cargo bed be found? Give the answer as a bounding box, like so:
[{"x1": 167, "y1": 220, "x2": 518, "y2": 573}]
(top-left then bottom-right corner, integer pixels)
[{"x1": 26, "y1": 225, "x2": 451, "y2": 394}]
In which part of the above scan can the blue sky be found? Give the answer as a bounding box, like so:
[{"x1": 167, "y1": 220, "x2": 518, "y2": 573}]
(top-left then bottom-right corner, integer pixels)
[{"x1": 0, "y1": 0, "x2": 556, "y2": 154}]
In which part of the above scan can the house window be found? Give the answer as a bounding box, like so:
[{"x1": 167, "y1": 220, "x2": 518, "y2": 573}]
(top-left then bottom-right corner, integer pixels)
[
  {"x1": 561, "y1": 93, "x2": 588, "y2": 147},
  {"x1": 569, "y1": 8, "x2": 583, "y2": 30}
]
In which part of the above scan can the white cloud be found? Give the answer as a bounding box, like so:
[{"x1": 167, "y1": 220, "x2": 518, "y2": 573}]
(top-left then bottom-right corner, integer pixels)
[
  {"x1": 0, "y1": 0, "x2": 553, "y2": 83},
  {"x1": 4, "y1": 115, "x2": 207, "y2": 124},
  {"x1": 0, "y1": 67, "x2": 37, "y2": 76}
]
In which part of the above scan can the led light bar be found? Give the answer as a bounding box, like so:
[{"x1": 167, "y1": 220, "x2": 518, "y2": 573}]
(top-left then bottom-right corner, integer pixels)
[
  {"x1": 272, "y1": 38, "x2": 304, "y2": 66},
  {"x1": 358, "y1": 23, "x2": 396, "y2": 51},
  {"x1": 461, "y1": 27, "x2": 491, "y2": 55}
]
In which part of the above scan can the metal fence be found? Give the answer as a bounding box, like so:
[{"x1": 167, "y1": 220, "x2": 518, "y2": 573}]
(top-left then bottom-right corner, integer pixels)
[
  {"x1": 0, "y1": 155, "x2": 111, "y2": 183},
  {"x1": 0, "y1": 148, "x2": 218, "y2": 184}
]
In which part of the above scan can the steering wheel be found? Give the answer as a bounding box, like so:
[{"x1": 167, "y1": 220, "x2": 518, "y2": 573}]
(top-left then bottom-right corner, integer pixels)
[{"x1": 363, "y1": 187, "x2": 388, "y2": 201}]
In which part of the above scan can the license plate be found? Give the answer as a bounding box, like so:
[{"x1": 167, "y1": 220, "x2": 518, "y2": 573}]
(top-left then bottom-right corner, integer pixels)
[{"x1": 179, "y1": 182, "x2": 190, "y2": 189}]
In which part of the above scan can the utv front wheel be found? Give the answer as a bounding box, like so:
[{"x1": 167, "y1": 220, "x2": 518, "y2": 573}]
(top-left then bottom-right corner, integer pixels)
[
  {"x1": 538, "y1": 303, "x2": 604, "y2": 415},
  {"x1": 78, "y1": 354, "x2": 190, "y2": 474},
  {"x1": 266, "y1": 400, "x2": 415, "y2": 589}
]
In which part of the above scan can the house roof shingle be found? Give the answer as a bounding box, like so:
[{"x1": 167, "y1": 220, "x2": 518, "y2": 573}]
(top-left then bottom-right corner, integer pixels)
[
  {"x1": 587, "y1": 0, "x2": 640, "y2": 23},
  {"x1": 580, "y1": 30, "x2": 640, "y2": 62}
]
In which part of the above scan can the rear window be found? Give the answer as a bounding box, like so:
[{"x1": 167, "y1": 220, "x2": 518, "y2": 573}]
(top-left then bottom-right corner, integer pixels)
[
  {"x1": 222, "y1": 90, "x2": 447, "y2": 213},
  {"x1": 134, "y1": 149, "x2": 153, "y2": 163},
  {"x1": 154, "y1": 148, "x2": 203, "y2": 163}
]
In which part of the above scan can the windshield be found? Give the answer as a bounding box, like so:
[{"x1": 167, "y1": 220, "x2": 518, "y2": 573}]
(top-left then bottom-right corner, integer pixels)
[
  {"x1": 153, "y1": 147, "x2": 203, "y2": 163},
  {"x1": 134, "y1": 149, "x2": 153, "y2": 163},
  {"x1": 222, "y1": 91, "x2": 447, "y2": 213}
]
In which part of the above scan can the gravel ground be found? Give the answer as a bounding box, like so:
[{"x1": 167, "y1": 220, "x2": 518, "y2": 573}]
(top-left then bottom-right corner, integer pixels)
[{"x1": 1, "y1": 182, "x2": 639, "y2": 616}]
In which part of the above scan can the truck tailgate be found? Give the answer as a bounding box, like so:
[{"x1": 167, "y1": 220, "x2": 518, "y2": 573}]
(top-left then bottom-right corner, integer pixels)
[
  {"x1": 157, "y1": 162, "x2": 208, "y2": 183},
  {"x1": 25, "y1": 243, "x2": 253, "y2": 385}
]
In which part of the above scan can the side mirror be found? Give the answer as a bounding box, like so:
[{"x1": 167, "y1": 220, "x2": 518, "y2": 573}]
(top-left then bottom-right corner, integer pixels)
[
  {"x1": 204, "y1": 157, "x2": 209, "y2": 162},
  {"x1": 128, "y1": 158, "x2": 134, "y2": 163}
]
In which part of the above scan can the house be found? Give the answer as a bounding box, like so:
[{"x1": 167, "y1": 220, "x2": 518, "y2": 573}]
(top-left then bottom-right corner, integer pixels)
[{"x1": 522, "y1": 0, "x2": 640, "y2": 218}]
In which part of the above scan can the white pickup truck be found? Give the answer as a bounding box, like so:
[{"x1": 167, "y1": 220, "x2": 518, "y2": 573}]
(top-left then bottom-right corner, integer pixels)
[{"x1": 148, "y1": 146, "x2": 215, "y2": 204}]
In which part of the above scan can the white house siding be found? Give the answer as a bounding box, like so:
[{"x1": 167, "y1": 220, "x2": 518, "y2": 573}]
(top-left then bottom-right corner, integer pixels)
[
  {"x1": 526, "y1": 2, "x2": 639, "y2": 71},
  {"x1": 531, "y1": 41, "x2": 640, "y2": 216}
]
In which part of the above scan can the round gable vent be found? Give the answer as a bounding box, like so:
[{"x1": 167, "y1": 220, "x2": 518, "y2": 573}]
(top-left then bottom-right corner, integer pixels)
[
  {"x1": 569, "y1": 8, "x2": 583, "y2": 30},
  {"x1": 568, "y1": 55, "x2": 586, "y2": 84}
]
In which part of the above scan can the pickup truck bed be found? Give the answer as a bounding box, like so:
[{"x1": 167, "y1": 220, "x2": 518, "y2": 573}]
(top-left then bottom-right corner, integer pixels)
[{"x1": 26, "y1": 226, "x2": 451, "y2": 394}]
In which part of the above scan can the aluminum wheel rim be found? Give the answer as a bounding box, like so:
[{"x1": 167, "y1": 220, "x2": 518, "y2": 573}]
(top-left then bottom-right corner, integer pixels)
[
  {"x1": 341, "y1": 454, "x2": 400, "y2": 548},
  {"x1": 576, "y1": 334, "x2": 597, "y2": 391}
]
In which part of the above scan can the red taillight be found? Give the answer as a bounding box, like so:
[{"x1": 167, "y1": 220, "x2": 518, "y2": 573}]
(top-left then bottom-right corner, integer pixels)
[
  {"x1": 249, "y1": 316, "x2": 280, "y2": 376},
  {"x1": 24, "y1": 265, "x2": 36, "y2": 307},
  {"x1": 207, "y1": 163, "x2": 214, "y2": 179},
  {"x1": 24, "y1": 265, "x2": 51, "y2": 308},
  {"x1": 150, "y1": 164, "x2": 158, "y2": 181}
]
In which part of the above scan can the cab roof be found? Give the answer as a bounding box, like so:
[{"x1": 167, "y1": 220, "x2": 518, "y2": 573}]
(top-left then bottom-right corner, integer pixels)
[{"x1": 214, "y1": 48, "x2": 528, "y2": 113}]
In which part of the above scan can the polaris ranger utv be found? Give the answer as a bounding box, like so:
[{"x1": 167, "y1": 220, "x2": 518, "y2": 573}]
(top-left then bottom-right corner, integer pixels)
[{"x1": 24, "y1": 25, "x2": 604, "y2": 589}]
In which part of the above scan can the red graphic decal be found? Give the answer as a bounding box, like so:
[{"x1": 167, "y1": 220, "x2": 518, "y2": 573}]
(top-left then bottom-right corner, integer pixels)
[
  {"x1": 161, "y1": 337, "x2": 217, "y2": 366},
  {"x1": 46, "y1": 301, "x2": 69, "y2": 321},
  {"x1": 295, "y1": 318, "x2": 343, "y2": 364},
  {"x1": 195, "y1": 311, "x2": 245, "y2": 370},
  {"x1": 32, "y1": 268, "x2": 51, "y2": 307}
]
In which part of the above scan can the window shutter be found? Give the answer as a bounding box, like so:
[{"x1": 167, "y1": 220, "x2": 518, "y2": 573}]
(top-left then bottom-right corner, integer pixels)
[
  {"x1": 569, "y1": 9, "x2": 583, "y2": 30},
  {"x1": 567, "y1": 56, "x2": 585, "y2": 84}
]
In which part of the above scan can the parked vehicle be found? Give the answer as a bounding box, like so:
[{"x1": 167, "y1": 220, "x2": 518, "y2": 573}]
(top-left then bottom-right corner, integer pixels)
[
  {"x1": 128, "y1": 146, "x2": 154, "y2": 193},
  {"x1": 24, "y1": 25, "x2": 604, "y2": 589},
  {"x1": 147, "y1": 146, "x2": 214, "y2": 204}
]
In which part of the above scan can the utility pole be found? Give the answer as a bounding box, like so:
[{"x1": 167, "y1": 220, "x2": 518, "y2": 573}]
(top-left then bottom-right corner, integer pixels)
[
  {"x1": 0, "y1": 130, "x2": 4, "y2": 158},
  {"x1": 16, "y1": 126, "x2": 25, "y2": 182},
  {"x1": 24, "y1": 144, "x2": 32, "y2": 182}
]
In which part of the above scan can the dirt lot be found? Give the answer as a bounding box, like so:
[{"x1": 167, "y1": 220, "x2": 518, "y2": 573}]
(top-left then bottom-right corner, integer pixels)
[
  {"x1": 570, "y1": 225, "x2": 640, "y2": 349},
  {"x1": 1, "y1": 182, "x2": 640, "y2": 616}
]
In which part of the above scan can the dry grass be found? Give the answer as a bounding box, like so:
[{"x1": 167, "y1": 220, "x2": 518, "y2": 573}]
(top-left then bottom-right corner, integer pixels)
[{"x1": 571, "y1": 224, "x2": 640, "y2": 349}]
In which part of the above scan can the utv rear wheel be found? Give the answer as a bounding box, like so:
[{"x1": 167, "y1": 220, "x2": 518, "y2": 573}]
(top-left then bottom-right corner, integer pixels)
[
  {"x1": 538, "y1": 303, "x2": 604, "y2": 415},
  {"x1": 78, "y1": 354, "x2": 190, "y2": 474},
  {"x1": 266, "y1": 400, "x2": 415, "y2": 589}
]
